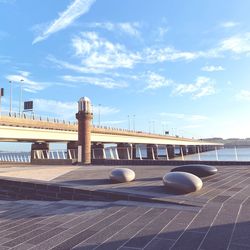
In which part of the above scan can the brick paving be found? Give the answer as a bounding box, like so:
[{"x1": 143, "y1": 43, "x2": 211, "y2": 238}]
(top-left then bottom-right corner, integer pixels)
[{"x1": 0, "y1": 164, "x2": 249, "y2": 249}]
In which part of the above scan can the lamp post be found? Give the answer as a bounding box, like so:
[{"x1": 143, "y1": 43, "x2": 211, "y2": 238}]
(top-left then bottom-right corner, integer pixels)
[
  {"x1": 9, "y1": 81, "x2": 12, "y2": 115},
  {"x1": 19, "y1": 79, "x2": 24, "y2": 116}
]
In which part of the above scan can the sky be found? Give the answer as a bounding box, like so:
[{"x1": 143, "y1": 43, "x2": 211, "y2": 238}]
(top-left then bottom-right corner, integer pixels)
[{"x1": 1, "y1": 0, "x2": 250, "y2": 140}]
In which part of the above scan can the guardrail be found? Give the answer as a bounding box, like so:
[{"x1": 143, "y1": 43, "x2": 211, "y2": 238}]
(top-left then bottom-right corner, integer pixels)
[
  {"x1": 0, "y1": 111, "x2": 77, "y2": 125},
  {"x1": 1, "y1": 146, "x2": 249, "y2": 163}
]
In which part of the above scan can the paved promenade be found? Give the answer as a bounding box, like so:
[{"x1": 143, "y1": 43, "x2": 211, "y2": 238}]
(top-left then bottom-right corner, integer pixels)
[{"x1": 0, "y1": 164, "x2": 249, "y2": 249}]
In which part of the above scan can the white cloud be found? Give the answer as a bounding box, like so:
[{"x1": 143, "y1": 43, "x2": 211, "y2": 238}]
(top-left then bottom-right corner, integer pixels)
[
  {"x1": 62, "y1": 75, "x2": 128, "y2": 89},
  {"x1": 201, "y1": 65, "x2": 225, "y2": 72},
  {"x1": 220, "y1": 21, "x2": 239, "y2": 28},
  {"x1": 173, "y1": 77, "x2": 216, "y2": 99},
  {"x1": 33, "y1": 0, "x2": 96, "y2": 44},
  {"x1": 219, "y1": 33, "x2": 250, "y2": 54},
  {"x1": 87, "y1": 22, "x2": 141, "y2": 38},
  {"x1": 72, "y1": 32, "x2": 141, "y2": 69},
  {"x1": 159, "y1": 112, "x2": 208, "y2": 122},
  {"x1": 118, "y1": 23, "x2": 141, "y2": 38},
  {"x1": 49, "y1": 31, "x2": 250, "y2": 78},
  {"x1": 142, "y1": 47, "x2": 199, "y2": 63},
  {"x1": 236, "y1": 90, "x2": 250, "y2": 101},
  {"x1": 71, "y1": 32, "x2": 202, "y2": 71},
  {"x1": 144, "y1": 72, "x2": 172, "y2": 90}
]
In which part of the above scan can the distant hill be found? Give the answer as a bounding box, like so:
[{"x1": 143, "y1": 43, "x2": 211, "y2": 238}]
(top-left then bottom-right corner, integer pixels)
[{"x1": 203, "y1": 138, "x2": 250, "y2": 147}]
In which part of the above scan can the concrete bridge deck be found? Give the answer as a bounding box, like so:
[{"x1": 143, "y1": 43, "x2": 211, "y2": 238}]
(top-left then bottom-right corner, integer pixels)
[
  {"x1": 0, "y1": 115, "x2": 222, "y2": 147},
  {"x1": 0, "y1": 164, "x2": 249, "y2": 249}
]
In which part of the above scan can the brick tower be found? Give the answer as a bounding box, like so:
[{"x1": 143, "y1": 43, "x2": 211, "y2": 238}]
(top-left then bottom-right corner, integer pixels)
[{"x1": 76, "y1": 97, "x2": 93, "y2": 165}]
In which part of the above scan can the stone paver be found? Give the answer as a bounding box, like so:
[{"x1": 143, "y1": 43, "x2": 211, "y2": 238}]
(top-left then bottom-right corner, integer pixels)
[{"x1": 0, "y1": 164, "x2": 249, "y2": 249}]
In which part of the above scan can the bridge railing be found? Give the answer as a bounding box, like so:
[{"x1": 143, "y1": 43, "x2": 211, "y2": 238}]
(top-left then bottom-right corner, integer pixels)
[
  {"x1": 0, "y1": 152, "x2": 31, "y2": 163},
  {"x1": 0, "y1": 111, "x2": 78, "y2": 125},
  {"x1": 92, "y1": 145, "x2": 250, "y2": 162}
]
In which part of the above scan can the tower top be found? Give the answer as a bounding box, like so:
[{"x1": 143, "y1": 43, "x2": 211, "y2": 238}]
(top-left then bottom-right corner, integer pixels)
[{"x1": 78, "y1": 97, "x2": 92, "y2": 114}]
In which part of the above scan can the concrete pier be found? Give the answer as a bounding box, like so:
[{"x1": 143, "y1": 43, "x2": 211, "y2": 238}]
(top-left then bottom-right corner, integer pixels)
[
  {"x1": 167, "y1": 145, "x2": 175, "y2": 159},
  {"x1": 147, "y1": 144, "x2": 158, "y2": 160},
  {"x1": 117, "y1": 143, "x2": 131, "y2": 160},
  {"x1": 92, "y1": 143, "x2": 105, "y2": 159}
]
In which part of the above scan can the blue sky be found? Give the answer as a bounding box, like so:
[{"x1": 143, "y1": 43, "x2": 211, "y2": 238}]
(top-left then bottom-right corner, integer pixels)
[{"x1": 1, "y1": 0, "x2": 250, "y2": 139}]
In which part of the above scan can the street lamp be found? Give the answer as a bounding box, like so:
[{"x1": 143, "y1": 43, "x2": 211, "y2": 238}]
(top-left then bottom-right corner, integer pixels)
[
  {"x1": 19, "y1": 79, "x2": 24, "y2": 116},
  {"x1": 9, "y1": 81, "x2": 12, "y2": 114}
]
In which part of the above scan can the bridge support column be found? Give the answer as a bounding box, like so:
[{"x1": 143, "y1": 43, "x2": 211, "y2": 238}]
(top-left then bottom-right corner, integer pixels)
[
  {"x1": 196, "y1": 145, "x2": 201, "y2": 154},
  {"x1": 132, "y1": 144, "x2": 137, "y2": 159},
  {"x1": 76, "y1": 97, "x2": 93, "y2": 165},
  {"x1": 201, "y1": 145, "x2": 208, "y2": 152},
  {"x1": 147, "y1": 144, "x2": 158, "y2": 160},
  {"x1": 167, "y1": 145, "x2": 175, "y2": 159},
  {"x1": 180, "y1": 146, "x2": 187, "y2": 155},
  {"x1": 92, "y1": 143, "x2": 105, "y2": 159},
  {"x1": 31, "y1": 142, "x2": 49, "y2": 162},
  {"x1": 188, "y1": 146, "x2": 196, "y2": 154},
  {"x1": 117, "y1": 143, "x2": 132, "y2": 160},
  {"x1": 67, "y1": 141, "x2": 78, "y2": 160}
]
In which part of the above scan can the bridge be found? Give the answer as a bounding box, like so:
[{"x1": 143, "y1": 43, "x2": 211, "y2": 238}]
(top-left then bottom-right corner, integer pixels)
[{"x1": 0, "y1": 98, "x2": 223, "y2": 164}]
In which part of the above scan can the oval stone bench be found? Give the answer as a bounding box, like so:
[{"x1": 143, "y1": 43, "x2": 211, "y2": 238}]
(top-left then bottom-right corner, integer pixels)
[
  {"x1": 171, "y1": 164, "x2": 217, "y2": 177},
  {"x1": 163, "y1": 172, "x2": 203, "y2": 193},
  {"x1": 110, "y1": 168, "x2": 135, "y2": 183}
]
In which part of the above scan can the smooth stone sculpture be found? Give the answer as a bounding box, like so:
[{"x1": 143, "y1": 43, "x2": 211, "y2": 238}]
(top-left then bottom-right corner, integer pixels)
[
  {"x1": 110, "y1": 168, "x2": 135, "y2": 183},
  {"x1": 163, "y1": 172, "x2": 203, "y2": 193},
  {"x1": 171, "y1": 164, "x2": 217, "y2": 177}
]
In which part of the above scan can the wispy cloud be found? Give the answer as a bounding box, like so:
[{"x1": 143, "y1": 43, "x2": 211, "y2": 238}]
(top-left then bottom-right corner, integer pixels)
[
  {"x1": 144, "y1": 72, "x2": 172, "y2": 90},
  {"x1": 218, "y1": 33, "x2": 250, "y2": 55},
  {"x1": 220, "y1": 21, "x2": 239, "y2": 28},
  {"x1": 236, "y1": 90, "x2": 250, "y2": 101},
  {"x1": 172, "y1": 77, "x2": 216, "y2": 99},
  {"x1": 62, "y1": 75, "x2": 128, "y2": 89},
  {"x1": 72, "y1": 32, "x2": 141, "y2": 69},
  {"x1": 47, "y1": 55, "x2": 104, "y2": 74},
  {"x1": 159, "y1": 112, "x2": 208, "y2": 122},
  {"x1": 0, "y1": 55, "x2": 11, "y2": 64},
  {"x1": 33, "y1": 98, "x2": 119, "y2": 120},
  {"x1": 6, "y1": 71, "x2": 47, "y2": 93},
  {"x1": 33, "y1": 0, "x2": 96, "y2": 44},
  {"x1": 201, "y1": 65, "x2": 225, "y2": 72},
  {"x1": 70, "y1": 32, "x2": 200, "y2": 71},
  {"x1": 87, "y1": 22, "x2": 141, "y2": 38}
]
